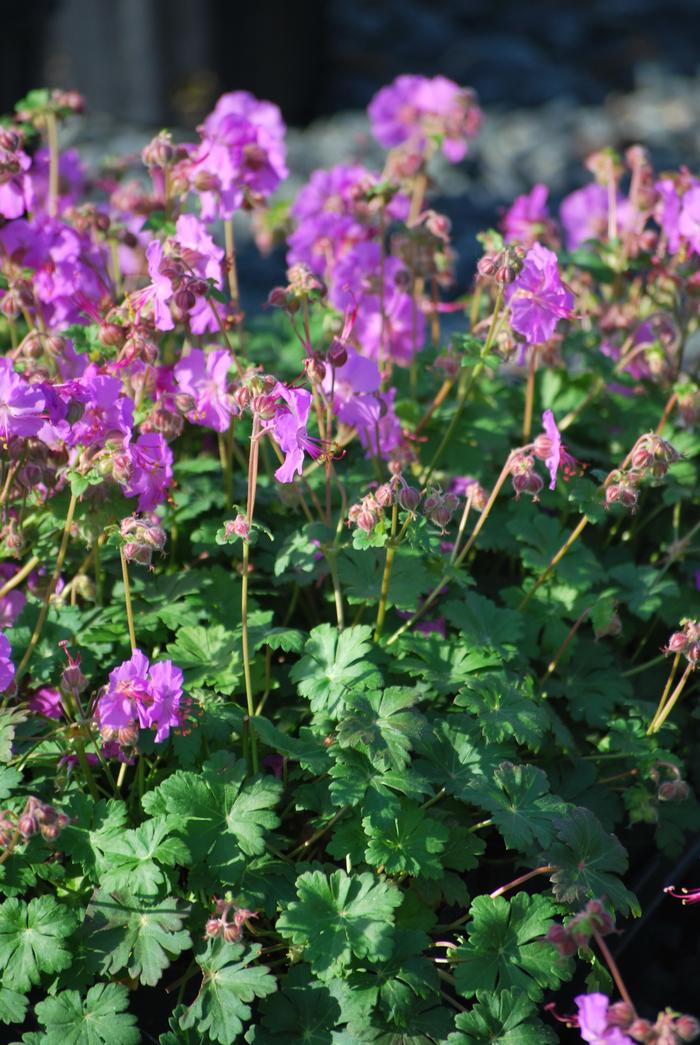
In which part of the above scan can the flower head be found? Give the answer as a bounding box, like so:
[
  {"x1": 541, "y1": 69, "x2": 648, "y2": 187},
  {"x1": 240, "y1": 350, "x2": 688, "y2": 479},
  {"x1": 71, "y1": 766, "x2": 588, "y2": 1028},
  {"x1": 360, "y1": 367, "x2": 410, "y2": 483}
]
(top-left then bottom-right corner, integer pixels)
[
  {"x1": 505, "y1": 242, "x2": 574, "y2": 344},
  {"x1": 0, "y1": 633, "x2": 15, "y2": 692},
  {"x1": 95, "y1": 649, "x2": 183, "y2": 743},
  {"x1": 0, "y1": 358, "x2": 45, "y2": 441},
  {"x1": 368, "y1": 74, "x2": 481, "y2": 162},
  {"x1": 575, "y1": 994, "x2": 634, "y2": 1045},
  {"x1": 266, "y1": 383, "x2": 320, "y2": 483},
  {"x1": 174, "y1": 348, "x2": 233, "y2": 432}
]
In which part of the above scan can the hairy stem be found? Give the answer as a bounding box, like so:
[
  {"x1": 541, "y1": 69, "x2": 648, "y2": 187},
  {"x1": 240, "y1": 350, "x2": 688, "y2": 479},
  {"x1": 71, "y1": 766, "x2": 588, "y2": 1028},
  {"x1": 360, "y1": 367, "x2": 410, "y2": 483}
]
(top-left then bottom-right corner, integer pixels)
[
  {"x1": 120, "y1": 546, "x2": 137, "y2": 652},
  {"x1": 593, "y1": 930, "x2": 633, "y2": 1007},
  {"x1": 648, "y1": 661, "x2": 695, "y2": 734},
  {"x1": 45, "y1": 112, "x2": 60, "y2": 219}
]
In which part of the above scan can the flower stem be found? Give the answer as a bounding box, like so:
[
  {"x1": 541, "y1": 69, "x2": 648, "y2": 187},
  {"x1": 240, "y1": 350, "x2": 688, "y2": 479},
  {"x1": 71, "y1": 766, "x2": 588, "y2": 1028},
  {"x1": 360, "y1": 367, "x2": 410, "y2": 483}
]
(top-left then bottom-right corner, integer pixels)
[
  {"x1": 656, "y1": 390, "x2": 678, "y2": 436},
  {"x1": 241, "y1": 416, "x2": 261, "y2": 775},
  {"x1": 420, "y1": 288, "x2": 504, "y2": 487},
  {"x1": 374, "y1": 501, "x2": 399, "y2": 641},
  {"x1": 119, "y1": 547, "x2": 137, "y2": 652},
  {"x1": 0, "y1": 555, "x2": 39, "y2": 601},
  {"x1": 648, "y1": 661, "x2": 695, "y2": 734},
  {"x1": 16, "y1": 492, "x2": 78, "y2": 682},
  {"x1": 45, "y1": 112, "x2": 60, "y2": 219},
  {"x1": 218, "y1": 431, "x2": 233, "y2": 510},
  {"x1": 518, "y1": 514, "x2": 590, "y2": 611},
  {"x1": 489, "y1": 864, "x2": 555, "y2": 900},
  {"x1": 288, "y1": 805, "x2": 349, "y2": 859},
  {"x1": 224, "y1": 217, "x2": 240, "y2": 306},
  {"x1": 593, "y1": 929, "x2": 633, "y2": 1007},
  {"x1": 522, "y1": 346, "x2": 538, "y2": 440},
  {"x1": 539, "y1": 606, "x2": 591, "y2": 683}
]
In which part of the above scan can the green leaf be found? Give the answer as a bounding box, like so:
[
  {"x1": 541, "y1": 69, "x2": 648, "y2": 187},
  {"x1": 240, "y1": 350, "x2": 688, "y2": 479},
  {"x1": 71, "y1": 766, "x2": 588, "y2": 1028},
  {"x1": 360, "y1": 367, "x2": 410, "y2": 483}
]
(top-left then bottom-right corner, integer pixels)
[
  {"x1": 445, "y1": 990, "x2": 557, "y2": 1043},
  {"x1": 608, "y1": 564, "x2": 680, "y2": 621},
  {"x1": 166, "y1": 624, "x2": 242, "y2": 691},
  {"x1": 452, "y1": 894, "x2": 570, "y2": 1001},
  {"x1": 290, "y1": 624, "x2": 381, "y2": 718},
  {"x1": 0, "y1": 896, "x2": 76, "y2": 992},
  {"x1": 252, "y1": 965, "x2": 341, "y2": 1044},
  {"x1": 85, "y1": 891, "x2": 192, "y2": 987},
  {"x1": 443, "y1": 593, "x2": 524, "y2": 660},
  {"x1": 97, "y1": 818, "x2": 190, "y2": 897},
  {"x1": 396, "y1": 634, "x2": 501, "y2": 695},
  {"x1": 0, "y1": 709, "x2": 27, "y2": 763},
  {"x1": 277, "y1": 869, "x2": 402, "y2": 980},
  {"x1": 455, "y1": 673, "x2": 549, "y2": 749},
  {"x1": 363, "y1": 804, "x2": 449, "y2": 878},
  {"x1": 34, "y1": 982, "x2": 139, "y2": 1045},
  {"x1": 0, "y1": 986, "x2": 28, "y2": 1027},
  {"x1": 180, "y1": 941, "x2": 276, "y2": 1045},
  {"x1": 337, "y1": 547, "x2": 436, "y2": 610},
  {"x1": 547, "y1": 807, "x2": 640, "y2": 917},
  {"x1": 467, "y1": 763, "x2": 568, "y2": 852},
  {"x1": 337, "y1": 688, "x2": 427, "y2": 771},
  {"x1": 142, "y1": 756, "x2": 281, "y2": 884}
]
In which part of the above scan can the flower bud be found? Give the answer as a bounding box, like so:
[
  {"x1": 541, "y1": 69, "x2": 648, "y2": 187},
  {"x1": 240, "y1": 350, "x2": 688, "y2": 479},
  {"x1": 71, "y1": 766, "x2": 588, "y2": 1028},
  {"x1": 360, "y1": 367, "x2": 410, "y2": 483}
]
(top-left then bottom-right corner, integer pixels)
[
  {"x1": 99, "y1": 322, "x2": 125, "y2": 348},
  {"x1": 607, "y1": 1002, "x2": 636, "y2": 1029},
  {"x1": 398, "y1": 485, "x2": 421, "y2": 512},
  {"x1": 174, "y1": 286, "x2": 197, "y2": 313},
  {"x1": 222, "y1": 921, "x2": 242, "y2": 943},
  {"x1": 267, "y1": 286, "x2": 291, "y2": 309},
  {"x1": 61, "y1": 658, "x2": 88, "y2": 696},
  {"x1": 477, "y1": 253, "x2": 499, "y2": 279},
  {"x1": 512, "y1": 468, "x2": 543, "y2": 501},
  {"x1": 224, "y1": 515, "x2": 250, "y2": 541},
  {"x1": 17, "y1": 812, "x2": 39, "y2": 838},
  {"x1": 205, "y1": 917, "x2": 224, "y2": 939},
  {"x1": 356, "y1": 509, "x2": 378, "y2": 533},
  {"x1": 328, "y1": 337, "x2": 348, "y2": 368},
  {"x1": 628, "y1": 1018, "x2": 654, "y2": 1041},
  {"x1": 123, "y1": 541, "x2": 152, "y2": 566},
  {"x1": 675, "y1": 1016, "x2": 700, "y2": 1042},
  {"x1": 544, "y1": 924, "x2": 577, "y2": 958},
  {"x1": 658, "y1": 779, "x2": 690, "y2": 802},
  {"x1": 305, "y1": 355, "x2": 326, "y2": 384},
  {"x1": 430, "y1": 505, "x2": 453, "y2": 530},
  {"x1": 374, "y1": 483, "x2": 394, "y2": 509},
  {"x1": 142, "y1": 131, "x2": 175, "y2": 170}
]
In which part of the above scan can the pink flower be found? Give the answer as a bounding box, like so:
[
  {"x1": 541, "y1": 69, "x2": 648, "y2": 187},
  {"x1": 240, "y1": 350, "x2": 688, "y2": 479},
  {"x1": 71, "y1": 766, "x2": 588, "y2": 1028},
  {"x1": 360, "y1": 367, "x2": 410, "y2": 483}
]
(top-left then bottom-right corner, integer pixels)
[
  {"x1": 0, "y1": 358, "x2": 46, "y2": 441},
  {"x1": 505, "y1": 242, "x2": 574, "y2": 344},
  {"x1": 28, "y1": 687, "x2": 63, "y2": 719},
  {"x1": 678, "y1": 185, "x2": 700, "y2": 255},
  {"x1": 122, "y1": 432, "x2": 174, "y2": 511},
  {"x1": 502, "y1": 184, "x2": 554, "y2": 246},
  {"x1": 174, "y1": 348, "x2": 233, "y2": 432},
  {"x1": 0, "y1": 633, "x2": 15, "y2": 693},
  {"x1": 95, "y1": 649, "x2": 183, "y2": 743},
  {"x1": 534, "y1": 409, "x2": 576, "y2": 490},
  {"x1": 368, "y1": 74, "x2": 481, "y2": 162},
  {"x1": 267, "y1": 384, "x2": 320, "y2": 483},
  {"x1": 560, "y1": 184, "x2": 636, "y2": 251},
  {"x1": 575, "y1": 994, "x2": 633, "y2": 1045}
]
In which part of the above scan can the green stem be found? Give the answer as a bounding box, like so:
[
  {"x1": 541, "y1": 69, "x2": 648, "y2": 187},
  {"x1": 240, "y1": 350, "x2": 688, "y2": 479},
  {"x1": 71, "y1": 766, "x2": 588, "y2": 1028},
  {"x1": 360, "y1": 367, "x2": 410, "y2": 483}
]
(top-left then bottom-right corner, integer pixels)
[
  {"x1": 517, "y1": 514, "x2": 590, "y2": 611},
  {"x1": 218, "y1": 431, "x2": 233, "y2": 510},
  {"x1": 648, "y1": 661, "x2": 694, "y2": 734},
  {"x1": 15, "y1": 492, "x2": 78, "y2": 682},
  {"x1": 74, "y1": 737, "x2": 100, "y2": 800},
  {"x1": 45, "y1": 112, "x2": 60, "y2": 219},
  {"x1": 374, "y1": 501, "x2": 399, "y2": 641},
  {"x1": 420, "y1": 288, "x2": 504, "y2": 487},
  {"x1": 120, "y1": 547, "x2": 137, "y2": 652}
]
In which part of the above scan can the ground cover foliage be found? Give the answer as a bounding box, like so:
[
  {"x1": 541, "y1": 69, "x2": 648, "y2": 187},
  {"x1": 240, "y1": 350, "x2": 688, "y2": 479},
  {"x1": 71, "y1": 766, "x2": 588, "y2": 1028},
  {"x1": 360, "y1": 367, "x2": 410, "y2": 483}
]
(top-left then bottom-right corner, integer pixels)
[{"x1": 0, "y1": 79, "x2": 698, "y2": 1043}]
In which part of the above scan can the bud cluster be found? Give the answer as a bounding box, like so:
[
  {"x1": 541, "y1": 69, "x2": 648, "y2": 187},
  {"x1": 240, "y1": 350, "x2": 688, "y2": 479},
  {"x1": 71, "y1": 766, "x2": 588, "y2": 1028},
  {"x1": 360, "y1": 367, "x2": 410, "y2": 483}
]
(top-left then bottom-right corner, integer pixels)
[
  {"x1": 509, "y1": 450, "x2": 544, "y2": 501},
  {"x1": 222, "y1": 513, "x2": 251, "y2": 543},
  {"x1": 268, "y1": 263, "x2": 327, "y2": 315},
  {"x1": 624, "y1": 1010, "x2": 700, "y2": 1043},
  {"x1": 204, "y1": 899, "x2": 257, "y2": 943},
  {"x1": 545, "y1": 898, "x2": 615, "y2": 958},
  {"x1": 664, "y1": 619, "x2": 700, "y2": 667},
  {"x1": 348, "y1": 476, "x2": 422, "y2": 535},
  {"x1": 0, "y1": 796, "x2": 68, "y2": 850},
  {"x1": 477, "y1": 244, "x2": 526, "y2": 285},
  {"x1": 606, "y1": 434, "x2": 682, "y2": 512},
  {"x1": 120, "y1": 513, "x2": 167, "y2": 566},
  {"x1": 423, "y1": 486, "x2": 460, "y2": 532}
]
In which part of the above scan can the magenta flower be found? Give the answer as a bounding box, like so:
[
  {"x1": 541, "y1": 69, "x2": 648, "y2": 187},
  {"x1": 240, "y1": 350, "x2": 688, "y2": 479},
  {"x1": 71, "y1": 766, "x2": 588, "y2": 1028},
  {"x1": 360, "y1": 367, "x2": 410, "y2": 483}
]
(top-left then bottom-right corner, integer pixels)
[
  {"x1": 655, "y1": 177, "x2": 684, "y2": 254},
  {"x1": 0, "y1": 145, "x2": 32, "y2": 218},
  {"x1": 0, "y1": 633, "x2": 15, "y2": 692},
  {"x1": 574, "y1": 994, "x2": 633, "y2": 1045},
  {"x1": 95, "y1": 649, "x2": 183, "y2": 743},
  {"x1": 559, "y1": 184, "x2": 636, "y2": 251},
  {"x1": 339, "y1": 387, "x2": 402, "y2": 459},
  {"x1": 138, "y1": 239, "x2": 175, "y2": 331},
  {"x1": 174, "y1": 348, "x2": 233, "y2": 432},
  {"x1": 678, "y1": 185, "x2": 700, "y2": 255},
  {"x1": 505, "y1": 242, "x2": 574, "y2": 344},
  {"x1": 173, "y1": 214, "x2": 225, "y2": 334},
  {"x1": 0, "y1": 358, "x2": 46, "y2": 441},
  {"x1": 502, "y1": 184, "x2": 554, "y2": 246},
  {"x1": 323, "y1": 346, "x2": 381, "y2": 407},
  {"x1": 65, "y1": 371, "x2": 134, "y2": 448},
  {"x1": 122, "y1": 432, "x2": 174, "y2": 511},
  {"x1": 267, "y1": 384, "x2": 321, "y2": 483},
  {"x1": 186, "y1": 91, "x2": 287, "y2": 220},
  {"x1": 368, "y1": 74, "x2": 481, "y2": 162},
  {"x1": 28, "y1": 687, "x2": 63, "y2": 720}
]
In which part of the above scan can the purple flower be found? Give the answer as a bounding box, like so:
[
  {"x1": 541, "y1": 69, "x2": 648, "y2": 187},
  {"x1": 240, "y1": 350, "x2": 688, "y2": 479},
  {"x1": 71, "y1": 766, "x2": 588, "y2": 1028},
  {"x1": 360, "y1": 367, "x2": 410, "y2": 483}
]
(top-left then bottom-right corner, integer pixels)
[
  {"x1": 323, "y1": 346, "x2": 381, "y2": 407},
  {"x1": 174, "y1": 348, "x2": 233, "y2": 432},
  {"x1": 0, "y1": 358, "x2": 45, "y2": 441},
  {"x1": 95, "y1": 649, "x2": 183, "y2": 743},
  {"x1": 65, "y1": 370, "x2": 134, "y2": 448},
  {"x1": 0, "y1": 633, "x2": 15, "y2": 692},
  {"x1": 575, "y1": 994, "x2": 633, "y2": 1045},
  {"x1": 28, "y1": 687, "x2": 63, "y2": 719},
  {"x1": 368, "y1": 74, "x2": 481, "y2": 162},
  {"x1": 502, "y1": 184, "x2": 553, "y2": 246},
  {"x1": 186, "y1": 91, "x2": 287, "y2": 220},
  {"x1": 339, "y1": 387, "x2": 402, "y2": 459},
  {"x1": 0, "y1": 145, "x2": 32, "y2": 218},
  {"x1": 139, "y1": 239, "x2": 175, "y2": 331},
  {"x1": 267, "y1": 384, "x2": 320, "y2": 483},
  {"x1": 559, "y1": 184, "x2": 636, "y2": 251},
  {"x1": 655, "y1": 177, "x2": 684, "y2": 254},
  {"x1": 505, "y1": 242, "x2": 574, "y2": 344},
  {"x1": 678, "y1": 185, "x2": 700, "y2": 255},
  {"x1": 122, "y1": 432, "x2": 174, "y2": 511}
]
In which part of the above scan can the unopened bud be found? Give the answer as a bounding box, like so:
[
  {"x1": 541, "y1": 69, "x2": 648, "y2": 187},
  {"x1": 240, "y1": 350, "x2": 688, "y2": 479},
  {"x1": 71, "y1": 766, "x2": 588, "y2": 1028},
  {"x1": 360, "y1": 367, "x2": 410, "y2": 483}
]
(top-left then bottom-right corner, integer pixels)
[
  {"x1": 205, "y1": 917, "x2": 223, "y2": 938},
  {"x1": 676, "y1": 1015, "x2": 700, "y2": 1042},
  {"x1": 398, "y1": 485, "x2": 421, "y2": 512},
  {"x1": 658, "y1": 779, "x2": 690, "y2": 802},
  {"x1": 430, "y1": 505, "x2": 453, "y2": 529},
  {"x1": 17, "y1": 812, "x2": 39, "y2": 838},
  {"x1": 607, "y1": 1002, "x2": 636, "y2": 1029},
  {"x1": 374, "y1": 483, "x2": 394, "y2": 508},
  {"x1": 328, "y1": 337, "x2": 348, "y2": 368},
  {"x1": 628, "y1": 1018, "x2": 654, "y2": 1041},
  {"x1": 224, "y1": 515, "x2": 250, "y2": 541},
  {"x1": 356, "y1": 509, "x2": 378, "y2": 533},
  {"x1": 99, "y1": 322, "x2": 125, "y2": 348}
]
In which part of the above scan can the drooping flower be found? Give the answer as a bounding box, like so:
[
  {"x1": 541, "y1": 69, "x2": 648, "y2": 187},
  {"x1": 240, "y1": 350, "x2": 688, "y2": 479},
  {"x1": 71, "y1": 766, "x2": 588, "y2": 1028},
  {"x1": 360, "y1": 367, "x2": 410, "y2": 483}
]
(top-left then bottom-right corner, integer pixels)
[
  {"x1": 505, "y1": 242, "x2": 574, "y2": 344},
  {"x1": 0, "y1": 358, "x2": 46, "y2": 441},
  {"x1": 174, "y1": 348, "x2": 233, "y2": 432},
  {"x1": 0, "y1": 633, "x2": 15, "y2": 692},
  {"x1": 368, "y1": 74, "x2": 481, "y2": 162},
  {"x1": 95, "y1": 649, "x2": 183, "y2": 743},
  {"x1": 533, "y1": 409, "x2": 577, "y2": 490},
  {"x1": 574, "y1": 994, "x2": 633, "y2": 1045},
  {"x1": 267, "y1": 383, "x2": 321, "y2": 483}
]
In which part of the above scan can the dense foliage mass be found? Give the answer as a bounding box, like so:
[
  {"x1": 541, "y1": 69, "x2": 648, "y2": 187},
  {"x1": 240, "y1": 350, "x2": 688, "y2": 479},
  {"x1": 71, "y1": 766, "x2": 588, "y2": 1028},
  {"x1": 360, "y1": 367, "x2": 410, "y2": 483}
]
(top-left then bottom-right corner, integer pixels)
[{"x1": 0, "y1": 78, "x2": 698, "y2": 1043}]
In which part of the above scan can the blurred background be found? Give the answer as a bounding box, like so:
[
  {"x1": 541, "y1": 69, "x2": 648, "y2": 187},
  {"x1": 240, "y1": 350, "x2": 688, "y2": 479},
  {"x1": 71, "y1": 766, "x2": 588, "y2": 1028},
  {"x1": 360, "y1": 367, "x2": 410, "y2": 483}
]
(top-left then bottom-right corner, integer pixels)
[{"x1": 5, "y1": 0, "x2": 700, "y2": 1024}]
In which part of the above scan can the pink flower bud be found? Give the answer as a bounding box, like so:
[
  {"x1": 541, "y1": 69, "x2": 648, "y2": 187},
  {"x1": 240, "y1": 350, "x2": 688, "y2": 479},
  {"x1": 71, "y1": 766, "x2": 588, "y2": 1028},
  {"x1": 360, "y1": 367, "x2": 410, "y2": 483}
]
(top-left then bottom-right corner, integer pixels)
[
  {"x1": 430, "y1": 505, "x2": 453, "y2": 530},
  {"x1": 658, "y1": 779, "x2": 690, "y2": 802},
  {"x1": 676, "y1": 1015, "x2": 700, "y2": 1042},
  {"x1": 205, "y1": 917, "x2": 224, "y2": 938},
  {"x1": 305, "y1": 355, "x2": 326, "y2": 384},
  {"x1": 512, "y1": 469, "x2": 544, "y2": 501},
  {"x1": 99, "y1": 322, "x2": 125, "y2": 348},
  {"x1": 224, "y1": 515, "x2": 250, "y2": 541},
  {"x1": 544, "y1": 924, "x2": 577, "y2": 958},
  {"x1": 328, "y1": 337, "x2": 348, "y2": 368},
  {"x1": 398, "y1": 485, "x2": 421, "y2": 512},
  {"x1": 628, "y1": 1018, "x2": 654, "y2": 1041},
  {"x1": 357, "y1": 509, "x2": 378, "y2": 533},
  {"x1": 374, "y1": 483, "x2": 394, "y2": 508},
  {"x1": 17, "y1": 812, "x2": 39, "y2": 838},
  {"x1": 123, "y1": 541, "x2": 152, "y2": 566},
  {"x1": 666, "y1": 631, "x2": 688, "y2": 654},
  {"x1": 607, "y1": 1002, "x2": 636, "y2": 1029}
]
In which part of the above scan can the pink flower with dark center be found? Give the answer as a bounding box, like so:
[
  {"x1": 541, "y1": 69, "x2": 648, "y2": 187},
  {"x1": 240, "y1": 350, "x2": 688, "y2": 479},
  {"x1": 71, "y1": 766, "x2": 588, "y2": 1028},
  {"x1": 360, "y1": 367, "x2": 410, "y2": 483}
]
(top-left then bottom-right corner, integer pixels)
[
  {"x1": 95, "y1": 649, "x2": 183, "y2": 743},
  {"x1": 574, "y1": 994, "x2": 633, "y2": 1045},
  {"x1": 0, "y1": 358, "x2": 46, "y2": 441},
  {"x1": 174, "y1": 348, "x2": 233, "y2": 432},
  {"x1": 505, "y1": 242, "x2": 574, "y2": 344}
]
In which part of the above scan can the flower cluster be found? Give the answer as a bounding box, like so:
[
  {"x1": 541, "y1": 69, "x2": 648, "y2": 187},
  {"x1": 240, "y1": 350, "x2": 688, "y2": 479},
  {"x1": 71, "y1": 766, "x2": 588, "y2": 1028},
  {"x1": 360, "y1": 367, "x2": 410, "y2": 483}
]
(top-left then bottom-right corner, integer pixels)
[
  {"x1": 204, "y1": 899, "x2": 257, "y2": 943},
  {"x1": 0, "y1": 796, "x2": 68, "y2": 848},
  {"x1": 664, "y1": 619, "x2": 700, "y2": 666},
  {"x1": 95, "y1": 649, "x2": 184, "y2": 744}
]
